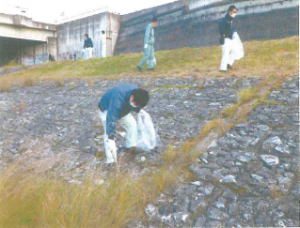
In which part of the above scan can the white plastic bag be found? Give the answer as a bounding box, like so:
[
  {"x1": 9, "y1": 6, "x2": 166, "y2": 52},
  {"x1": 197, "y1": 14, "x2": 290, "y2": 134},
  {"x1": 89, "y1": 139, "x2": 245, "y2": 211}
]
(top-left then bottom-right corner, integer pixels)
[
  {"x1": 98, "y1": 110, "x2": 117, "y2": 163},
  {"x1": 231, "y1": 32, "x2": 244, "y2": 60},
  {"x1": 136, "y1": 110, "x2": 159, "y2": 151},
  {"x1": 147, "y1": 57, "x2": 156, "y2": 66}
]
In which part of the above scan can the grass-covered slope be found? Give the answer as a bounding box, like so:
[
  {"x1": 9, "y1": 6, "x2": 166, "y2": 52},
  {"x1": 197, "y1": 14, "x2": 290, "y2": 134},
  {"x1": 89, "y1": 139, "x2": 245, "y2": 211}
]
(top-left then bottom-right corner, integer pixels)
[
  {"x1": 0, "y1": 37, "x2": 298, "y2": 228},
  {"x1": 0, "y1": 36, "x2": 298, "y2": 89}
]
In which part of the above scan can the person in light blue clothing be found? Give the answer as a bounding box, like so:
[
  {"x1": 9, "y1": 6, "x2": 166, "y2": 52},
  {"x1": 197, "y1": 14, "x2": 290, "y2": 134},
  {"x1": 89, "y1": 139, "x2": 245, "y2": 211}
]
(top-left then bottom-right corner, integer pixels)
[{"x1": 137, "y1": 16, "x2": 158, "y2": 72}]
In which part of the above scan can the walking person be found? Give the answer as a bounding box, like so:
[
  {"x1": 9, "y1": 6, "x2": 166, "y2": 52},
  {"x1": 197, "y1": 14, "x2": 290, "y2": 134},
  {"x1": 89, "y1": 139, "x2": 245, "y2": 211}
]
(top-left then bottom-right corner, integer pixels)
[
  {"x1": 98, "y1": 84, "x2": 150, "y2": 164},
  {"x1": 219, "y1": 5, "x2": 243, "y2": 72},
  {"x1": 83, "y1": 34, "x2": 94, "y2": 59},
  {"x1": 137, "y1": 16, "x2": 158, "y2": 72}
]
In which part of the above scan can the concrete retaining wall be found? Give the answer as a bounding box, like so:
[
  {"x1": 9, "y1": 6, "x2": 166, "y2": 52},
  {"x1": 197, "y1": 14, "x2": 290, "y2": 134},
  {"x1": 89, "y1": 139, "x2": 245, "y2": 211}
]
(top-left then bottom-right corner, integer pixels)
[
  {"x1": 56, "y1": 12, "x2": 121, "y2": 60},
  {"x1": 114, "y1": 0, "x2": 299, "y2": 55}
]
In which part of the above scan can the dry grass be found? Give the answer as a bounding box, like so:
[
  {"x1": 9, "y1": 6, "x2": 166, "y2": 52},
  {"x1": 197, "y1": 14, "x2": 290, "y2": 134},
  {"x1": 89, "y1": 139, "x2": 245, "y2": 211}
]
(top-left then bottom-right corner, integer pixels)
[
  {"x1": 0, "y1": 36, "x2": 298, "y2": 93},
  {"x1": 238, "y1": 87, "x2": 258, "y2": 104},
  {"x1": 0, "y1": 72, "x2": 289, "y2": 228},
  {"x1": 199, "y1": 119, "x2": 221, "y2": 138},
  {"x1": 0, "y1": 37, "x2": 297, "y2": 227},
  {"x1": 51, "y1": 77, "x2": 64, "y2": 87},
  {"x1": 0, "y1": 133, "x2": 205, "y2": 228},
  {"x1": 222, "y1": 104, "x2": 238, "y2": 118},
  {"x1": 0, "y1": 78, "x2": 11, "y2": 93}
]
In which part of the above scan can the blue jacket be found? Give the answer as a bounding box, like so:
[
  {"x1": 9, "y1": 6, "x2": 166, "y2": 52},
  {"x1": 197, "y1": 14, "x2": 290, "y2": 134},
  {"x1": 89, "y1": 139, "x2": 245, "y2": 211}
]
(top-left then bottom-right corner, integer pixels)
[
  {"x1": 84, "y1": 37, "x2": 93, "y2": 48},
  {"x1": 219, "y1": 14, "x2": 235, "y2": 44},
  {"x1": 98, "y1": 84, "x2": 141, "y2": 136}
]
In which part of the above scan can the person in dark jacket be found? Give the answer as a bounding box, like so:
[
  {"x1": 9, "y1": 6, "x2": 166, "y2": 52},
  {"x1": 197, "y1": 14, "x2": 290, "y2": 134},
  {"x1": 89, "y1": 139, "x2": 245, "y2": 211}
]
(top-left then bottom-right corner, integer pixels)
[
  {"x1": 98, "y1": 84, "x2": 150, "y2": 164},
  {"x1": 137, "y1": 16, "x2": 158, "y2": 72},
  {"x1": 83, "y1": 34, "x2": 94, "y2": 59},
  {"x1": 219, "y1": 5, "x2": 238, "y2": 72},
  {"x1": 49, "y1": 54, "x2": 55, "y2": 62}
]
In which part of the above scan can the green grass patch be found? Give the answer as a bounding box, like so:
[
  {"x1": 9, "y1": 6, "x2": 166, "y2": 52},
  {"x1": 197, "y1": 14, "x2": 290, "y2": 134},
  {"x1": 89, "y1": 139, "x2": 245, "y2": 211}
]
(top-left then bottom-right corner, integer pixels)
[{"x1": 0, "y1": 36, "x2": 298, "y2": 91}]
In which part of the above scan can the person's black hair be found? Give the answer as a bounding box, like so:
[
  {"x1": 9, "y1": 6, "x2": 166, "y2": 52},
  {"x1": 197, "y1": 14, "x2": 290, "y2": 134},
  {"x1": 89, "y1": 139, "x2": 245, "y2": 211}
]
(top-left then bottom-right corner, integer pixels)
[
  {"x1": 132, "y1": 89, "x2": 150, "y2": 108},
  {"x1": 152, "y1": 15, "x2": 158, "y2": 22},
  {"x1": 101, "y1": 31, "x2": 105, "y2": 34},
  {"x1": 84, "y1": 34, "x2": 89, "y2": 37},
  {"x1": 228, "y1": 5, "x2": 237, "y2": 12}
]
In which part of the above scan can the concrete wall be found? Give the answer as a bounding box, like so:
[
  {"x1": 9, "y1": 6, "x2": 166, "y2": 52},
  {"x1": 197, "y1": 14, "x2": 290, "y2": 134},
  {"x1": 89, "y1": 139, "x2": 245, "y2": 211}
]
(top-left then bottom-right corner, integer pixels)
[
  {"x1": 57, "y1": 12, "x2": 121, "y2": 60},
  {"x1": 0, "y1": 13, "x2": 56, "y2": 31},
  {"x1": 114, "y1": 0, "x2": 299, "y2": 55},
  {"x1": 0, "y1": 23, "x2": 56, "y2": 42}
]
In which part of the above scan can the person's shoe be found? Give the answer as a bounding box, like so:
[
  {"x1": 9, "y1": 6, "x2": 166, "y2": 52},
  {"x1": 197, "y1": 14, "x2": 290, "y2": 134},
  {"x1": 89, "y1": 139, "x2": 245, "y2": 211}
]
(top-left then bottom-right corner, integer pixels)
[
  {"x1": 220, "y1": 70, "x2": 227, "y2": 73},
  {"x1": 147, "y1": 68, "x2": 155, "y2": 71},
  {"x1": 126, "y1": 147, "x2": 144, "y2": 155},
  {"x1": 137, "y1": 66, "x2": 143, "y2": 72},
  {"x1": 103, "y1": 162, "x2": 116, "y2": 171},
  {"x1": 227, "y1": 64, "x2": 233, "y2": 70}
]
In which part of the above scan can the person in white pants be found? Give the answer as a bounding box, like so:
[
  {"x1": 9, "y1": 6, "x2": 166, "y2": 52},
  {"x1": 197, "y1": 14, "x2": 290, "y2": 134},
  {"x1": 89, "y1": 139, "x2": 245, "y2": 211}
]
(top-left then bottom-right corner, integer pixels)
[
  {"x1": 219, "y1": 5, "x2": 238, "y2": 72},
  {"x1": 98, "y1": 84, "x2": 150, "y2": 164},
  {"x1": 83, "y1": 34, "x2": 94, "y2": 59},
  {"x1": 101, "y1": 30, "x2": 106, "y2": 58},
  {"x1": 220, "y1": 38, "x2": 236, "y2": 71}
]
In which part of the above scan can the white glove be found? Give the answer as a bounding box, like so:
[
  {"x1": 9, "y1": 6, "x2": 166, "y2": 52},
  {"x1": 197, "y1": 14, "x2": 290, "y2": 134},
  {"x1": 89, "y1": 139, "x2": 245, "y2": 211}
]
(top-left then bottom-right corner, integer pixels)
[
  {"x1": 106, "y1": 139, "x2": 117, "y2": 163},
  {"x1": 144, "y1": 44, "x2": 148, "y2": 49},
  {"x1": 139, "y1": 109, "x2": 147, "y2": 116}
]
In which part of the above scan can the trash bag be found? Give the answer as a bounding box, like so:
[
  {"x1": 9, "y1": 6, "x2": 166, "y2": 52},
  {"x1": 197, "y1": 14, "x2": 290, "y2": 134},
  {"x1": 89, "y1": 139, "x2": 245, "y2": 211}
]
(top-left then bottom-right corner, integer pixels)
[
  {"x1": 147, "y1": 57, "x2": 157, "y2": 66},
  {"x1": 231, "y1": 32, "x2": 244, "y2": 60},
  {"x1": 136, "y1": 110, "x2": 159, "y2": 151}
]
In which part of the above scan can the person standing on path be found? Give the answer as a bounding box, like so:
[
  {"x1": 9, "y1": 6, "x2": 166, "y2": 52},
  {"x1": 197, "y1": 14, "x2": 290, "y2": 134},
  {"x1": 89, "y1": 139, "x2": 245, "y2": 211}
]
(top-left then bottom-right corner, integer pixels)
[{"x1": 137, "y1": 16, "x2": 158, "y2": 72}]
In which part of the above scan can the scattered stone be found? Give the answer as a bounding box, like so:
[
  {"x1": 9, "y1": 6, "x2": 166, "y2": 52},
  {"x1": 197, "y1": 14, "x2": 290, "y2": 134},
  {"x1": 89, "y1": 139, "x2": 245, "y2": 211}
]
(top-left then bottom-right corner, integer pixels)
[
  {"x1": 212, "y1": 197, "x2": 226, "y2": 209},
  {"x1": 145, "y1": 204, "x2": 157, "y2": 217},
  {"x1": 207, "y1": 207, "x2": 229, "y2": 220},
  {"x1": 189, "y1": 164, "x2": 212, "y2": 181},
  {"x1": 220, "y1": 175, "x2": 237, "y2": 183},
  {"x1": 262, "y1": 136, "x2": 283, "y2": 152},
  {"x1": 204, "y1": 220, "x2": 223, "y2": 228},
  {"x1": 259, "y1": 155, "x2": 280, "y2": 168},
  {"x1": 172, "y1": 212, "x2": 189, "y2": 226},
  {"x1": 251, "y1": 174, "x2": 265, "y2": 183},
  {"x1": 274, "y1": 144, "x2": 291, "y2": 155},
  {"x1": 174, "y1": 195, "x2": 189, "y2": 212},
  {"x1": 158, "y1": 204, "x2": 174, "y2": 216},
  {"x1": 189, "y1": 196, "x2": 204, "y2": 212},
  {"x1": 198, "y1": 184, "x2": 215, "y2": 195},
  {"x1": 254, "y1": 213, "x2": 271, "y2": 227},
  {"x1": 193, "y1": 215, "x2": 206, "y2": 227}
]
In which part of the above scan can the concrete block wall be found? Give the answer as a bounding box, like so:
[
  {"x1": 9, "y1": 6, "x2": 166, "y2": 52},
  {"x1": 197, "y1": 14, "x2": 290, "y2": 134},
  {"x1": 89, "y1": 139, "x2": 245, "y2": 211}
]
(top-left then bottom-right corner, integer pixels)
[
  {"x1": 21, "y1": 43, "x2": 48, "y2": 65},
  {"x1": 114, "y1": 0, "x2": 299, "y2": 55}
]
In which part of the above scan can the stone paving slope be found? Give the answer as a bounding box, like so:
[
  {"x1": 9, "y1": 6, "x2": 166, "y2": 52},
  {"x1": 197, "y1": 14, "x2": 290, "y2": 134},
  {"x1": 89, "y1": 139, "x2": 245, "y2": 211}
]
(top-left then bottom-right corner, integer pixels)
[
  {"x1": 0, "y1": 77, "x2": 260, "y2": 181},
  {"x1": 140, "y1": 76, "x2": 299, "y2": 228}
]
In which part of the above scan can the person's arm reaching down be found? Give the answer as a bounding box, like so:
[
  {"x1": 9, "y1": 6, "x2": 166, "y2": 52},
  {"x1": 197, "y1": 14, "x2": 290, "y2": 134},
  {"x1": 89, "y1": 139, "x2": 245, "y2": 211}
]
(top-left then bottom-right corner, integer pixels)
[{"x1": 106, "y1": 94, "x2": 123, "y2": 139}]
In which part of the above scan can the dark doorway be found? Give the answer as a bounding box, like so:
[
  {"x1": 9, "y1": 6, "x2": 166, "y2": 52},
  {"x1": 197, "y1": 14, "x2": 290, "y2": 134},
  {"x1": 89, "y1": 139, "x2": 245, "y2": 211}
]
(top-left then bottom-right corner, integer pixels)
[{"x1": 0, "y1": 37, "x2": 46, "y2": 66}]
